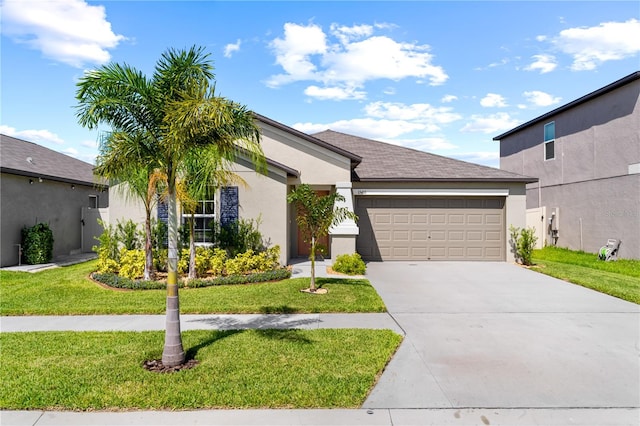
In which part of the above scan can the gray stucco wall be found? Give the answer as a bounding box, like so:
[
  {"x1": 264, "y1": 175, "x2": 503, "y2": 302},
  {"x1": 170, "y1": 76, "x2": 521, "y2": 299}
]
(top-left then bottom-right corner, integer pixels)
[
  {"x1": 1, "y1": 172, "x2": 109, "y2": 266},
  {"x1": 500, "y1": 78, "x2": 640, "y2": 259}
]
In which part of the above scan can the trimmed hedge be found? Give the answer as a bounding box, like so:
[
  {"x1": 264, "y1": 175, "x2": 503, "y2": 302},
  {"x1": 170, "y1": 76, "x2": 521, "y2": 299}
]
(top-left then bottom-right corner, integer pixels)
[
  {"x1": 92, "y1": 268, "x2": 292, "y2": 290},
  {"x1": 21, "y1": 223, "x2": 54, "y2": 265}
]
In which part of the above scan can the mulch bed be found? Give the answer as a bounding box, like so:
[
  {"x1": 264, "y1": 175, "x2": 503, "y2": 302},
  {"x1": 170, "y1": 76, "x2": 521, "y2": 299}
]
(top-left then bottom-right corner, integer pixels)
[{"x1": 143, "y1": 358, "x2": 200, "y2": 373}]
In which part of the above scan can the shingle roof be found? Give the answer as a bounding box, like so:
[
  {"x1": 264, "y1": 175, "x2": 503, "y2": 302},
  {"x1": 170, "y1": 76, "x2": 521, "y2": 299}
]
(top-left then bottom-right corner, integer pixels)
[
  {"x1": 0, "y1": 134, "x2": 103, "y2": 186},
  {"x1": 312, "y1": 130, "x2": 536, "y2": 183}
]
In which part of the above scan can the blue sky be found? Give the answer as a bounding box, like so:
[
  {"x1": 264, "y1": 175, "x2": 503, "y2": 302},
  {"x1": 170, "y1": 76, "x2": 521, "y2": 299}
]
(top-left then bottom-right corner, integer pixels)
[{"x1": 1, "y1": 1, "x2": 639, "y2": 168}]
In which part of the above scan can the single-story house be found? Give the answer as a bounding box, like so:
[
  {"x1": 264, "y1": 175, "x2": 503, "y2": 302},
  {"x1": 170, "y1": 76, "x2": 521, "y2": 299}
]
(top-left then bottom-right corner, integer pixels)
[
  {"x1": 110, "y1": 114, "x2": 537, "y2": 264},
  {"x1": 0, "y1": 134, "x2": 108, "y2": 267}
]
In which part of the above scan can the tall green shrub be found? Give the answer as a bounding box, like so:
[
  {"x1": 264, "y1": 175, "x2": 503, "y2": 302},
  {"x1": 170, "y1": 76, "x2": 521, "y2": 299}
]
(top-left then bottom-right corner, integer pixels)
[
  {"x1": 21, "y1": 223, "x2": 54, "y2": 264},
  {"x1": 116, "y1": 219, "x2": 141, "y2": 250},
  {"x1": 509, "y1": 225, "x2": 538, "y2": 266}
]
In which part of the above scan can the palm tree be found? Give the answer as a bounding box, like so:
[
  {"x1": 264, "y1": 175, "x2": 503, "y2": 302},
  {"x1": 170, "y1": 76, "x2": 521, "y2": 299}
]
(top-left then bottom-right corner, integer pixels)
[
  {"x1": 94, "y1": 130, "x2": 165, "y2": 280},
  {"x1": 76, "y1": 46, "x2": 264, "y2": 367}
]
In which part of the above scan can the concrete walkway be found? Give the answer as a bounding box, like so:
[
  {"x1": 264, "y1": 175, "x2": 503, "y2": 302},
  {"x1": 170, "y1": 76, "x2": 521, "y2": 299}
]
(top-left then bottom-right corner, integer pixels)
[{"x1": 2, "y1": 259, "x2": 639, "y2": 425}]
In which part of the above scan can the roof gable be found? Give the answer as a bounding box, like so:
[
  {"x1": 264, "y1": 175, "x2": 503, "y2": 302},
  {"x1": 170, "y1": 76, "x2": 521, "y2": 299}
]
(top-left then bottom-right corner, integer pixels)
[
  {"x1": 313, "y1": 130, "x2": 536, "y2": 183},
  {"x1": 0, "y1": 134, "x2": 101, "y2": 186}
]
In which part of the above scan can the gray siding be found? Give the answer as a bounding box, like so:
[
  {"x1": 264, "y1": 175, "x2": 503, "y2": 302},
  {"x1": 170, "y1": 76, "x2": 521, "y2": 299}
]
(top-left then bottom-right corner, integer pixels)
[
  {"x1": 499, "y1": 77, "x2": 640, "y2": 259},
  {"x1": 1, "y1": 173, "x2": 108, "y2": 267}
]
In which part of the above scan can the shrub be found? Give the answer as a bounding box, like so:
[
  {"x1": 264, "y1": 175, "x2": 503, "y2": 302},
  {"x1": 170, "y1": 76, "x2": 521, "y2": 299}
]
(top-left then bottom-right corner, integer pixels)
[
  {"x1": 225, "y1": 249, "x2": 258, "y2": 276},
  {"x1": 332, "y1": 253, "x2": 366, "y2": 275},
  {"x1": 209, "y1": 248, "x2": 227, "y2": 276},
  {"x1": 119, "y1": 249, "x2": 145, "y2": 279},
  {"x1": 91, "y1": 272, "x2": 169, "y2": 290},
  {"x1": 116, "y1": 219, "x2": 141, "y2": 250},
  {"x1": 154, "y1": 248, "x2": 168, "y2": 272},
  {"x1": 21, "y1": 223, "x2": 54, "y2": 265},
  {"x1": 509, "y1": 225, "x2": 538, "y2": 266},
  {"x1": 96, "y1": 258, "x2": 120, "y2": 274},
  {"x1": 93, "y1": 219, "x2": 120, "y2": 264},
  {"x1": 211, "y1": 217, "x2": 265, "y2": 257}
]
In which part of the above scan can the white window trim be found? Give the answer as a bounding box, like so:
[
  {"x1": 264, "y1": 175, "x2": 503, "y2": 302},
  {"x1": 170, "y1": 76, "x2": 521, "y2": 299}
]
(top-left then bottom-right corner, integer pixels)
[{"x1": 544, "y1": 122, "x2": 555, "y2": 161}]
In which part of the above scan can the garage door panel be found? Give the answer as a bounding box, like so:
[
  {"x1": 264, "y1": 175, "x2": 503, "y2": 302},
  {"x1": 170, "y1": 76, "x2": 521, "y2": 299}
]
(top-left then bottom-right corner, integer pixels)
[{"x1": 355, "y1": 196, "x2": 505, "y2": 261}]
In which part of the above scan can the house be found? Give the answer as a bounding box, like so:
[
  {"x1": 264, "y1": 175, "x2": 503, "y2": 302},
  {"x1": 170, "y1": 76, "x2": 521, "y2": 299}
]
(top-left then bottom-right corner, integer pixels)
[
  {"x1": 110, "y1": 114, "x2": 536, "y2": 264},
  {"x1": 495, "y1": 71, "x2": 640, "y2": 259},
  {"x1": 0, "y1": 134, "x2": 108, "y2": 267}
]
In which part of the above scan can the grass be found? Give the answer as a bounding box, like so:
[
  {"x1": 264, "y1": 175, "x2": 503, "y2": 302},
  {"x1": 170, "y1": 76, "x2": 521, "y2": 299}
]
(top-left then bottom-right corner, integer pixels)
[
  {"x1": 0, "y1": 329, "x2": 403, "y2": 410},
  {"x1": 0, "y1": 260, "x2": 386, "y2": 315},
  {"x1": 531, "y1": 246, "x2": 640, "y2": 304}
]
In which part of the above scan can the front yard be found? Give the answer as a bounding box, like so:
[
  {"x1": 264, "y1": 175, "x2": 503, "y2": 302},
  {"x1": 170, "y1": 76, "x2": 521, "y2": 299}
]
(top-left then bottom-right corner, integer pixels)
[
  {"x1": 531, "y1": 246, "x2": 640, "y2": 304},
  {"x1": 0, "y1": 259, "x2": 400, "y2": 410},
  {"x1": 0, "y1": 260, "x2": 386, "y2": 315}
]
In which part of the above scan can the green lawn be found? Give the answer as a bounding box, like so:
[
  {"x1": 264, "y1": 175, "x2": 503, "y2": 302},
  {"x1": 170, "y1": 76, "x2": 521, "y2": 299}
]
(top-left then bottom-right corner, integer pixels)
[
  {"x1": 0, "y1": 329, "x2": 403, "y2": 410},
  {"x1": 532, "y1": 246, "x2": 640, "y2": 304},
  {"x1": 0, "y1": 260, "x2": 386, "y2": 315}
]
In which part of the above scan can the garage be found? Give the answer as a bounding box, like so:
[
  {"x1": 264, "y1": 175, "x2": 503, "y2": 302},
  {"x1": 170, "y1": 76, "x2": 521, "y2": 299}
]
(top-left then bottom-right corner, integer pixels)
[{"x1": 355, "y1": 196, "x2": 505, "y2": 261}]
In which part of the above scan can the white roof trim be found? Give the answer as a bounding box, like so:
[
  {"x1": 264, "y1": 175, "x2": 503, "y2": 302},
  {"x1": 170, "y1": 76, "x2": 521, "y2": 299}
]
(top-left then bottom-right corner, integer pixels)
[{"x1": 353, "y1": 188, "x2": 509, "y2": 197}]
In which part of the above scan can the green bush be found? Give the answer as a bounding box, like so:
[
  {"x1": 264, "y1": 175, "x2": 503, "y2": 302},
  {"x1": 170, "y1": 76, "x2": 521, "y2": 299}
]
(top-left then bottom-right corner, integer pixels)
[
  {"x1": 21, "y1": 223, "x2": 54, "y2": 265},
  {"x1": 332, "y1": 253, "x2": 366, "y2": 275},
  {"x1": 211, "y1": 218, "x2": 265, "y2": 257},
  {"x1": 93, "y1": 219, "x2": 120, "y2": 266},
  {"x1": 92, "y1": 268, "x2": 291, "y2": 290},
  {"x1": 119, "y1": 249, "x2": 146, "y2": 279},
  {"x1": 509, "y1": 225, "x2": 538, "y2": 266},
  {"x1": 116, "y1": 219, "x2": 141, "y2": 250},
  {"x1": 209, "y1": 248, "x2": 228, "y2": 276}
]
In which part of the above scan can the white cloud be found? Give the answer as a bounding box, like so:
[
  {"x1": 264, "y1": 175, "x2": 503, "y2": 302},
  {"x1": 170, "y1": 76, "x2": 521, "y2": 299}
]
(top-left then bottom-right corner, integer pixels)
[
  {"x1": 523, "y1": 90, "x2": 562, "y2": 107},
  {"x1": 80, "y1": 139, "x2": 98, "y2": 149},
  {"x1": 1, "y1": 0, "x2": 125, "y2": 68},
  {"x1": 453, "y1": 151, "x2": 500, "y2": 168},
  {"x1": 0, "y1": 125, "x2": 65, "y2": 145},
  {"x1": 460, "y1": 113, "x2": 519, "y2": 134},
  {"x1": 553, "y1": 19, "x2": 640, "y2": 71},
  {"x1": 267, "y1": 22, "x2": 448, "y2": 96},
  {"x1": 480, "y1": 93, "x2": 507, "y2": 108},
  {"x1": 266, "y1": 22, "x2": 328, "y2": 87},
  {"x1": 441, "y1": 94, "x2": 458, "y2": 103},
  {"x1": 293, "y1": 119, "x2": 457, "y2": 153},
  {"x1": 224, "y1": 39, "x2": 241, "y2": 58},
  {"x1": 304, "y1": 85, "x2": 366, "y2": 101},
  {"x1": 364, "y1": 101, "x2": 461, "y2": 125},
  {"x1": 330, "y1": 23, "x2": 374, "y2": 44},
  {"x1": 524, "y1": 54, "x2": 557, "y2": 73}
]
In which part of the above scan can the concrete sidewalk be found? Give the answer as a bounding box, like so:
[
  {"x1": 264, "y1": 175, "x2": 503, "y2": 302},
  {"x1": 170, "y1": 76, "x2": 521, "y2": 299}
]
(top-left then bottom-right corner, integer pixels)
[
  {"x1": 4, "y1": 408, "x2": 639, "y2": 426},
  {"x1": 1, "y1": 313, "x2": 402, "y2": 333}
]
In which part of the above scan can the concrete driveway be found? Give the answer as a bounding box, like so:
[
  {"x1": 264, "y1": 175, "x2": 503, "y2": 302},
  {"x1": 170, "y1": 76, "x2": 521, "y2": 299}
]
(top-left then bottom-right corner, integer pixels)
[{"x1": 363, "y1": 262, "x2": 640, "y2": 410}]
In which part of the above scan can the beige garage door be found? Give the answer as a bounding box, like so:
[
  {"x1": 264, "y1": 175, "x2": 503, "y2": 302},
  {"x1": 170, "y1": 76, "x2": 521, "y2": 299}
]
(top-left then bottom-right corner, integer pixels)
[{"x1": 355, "y1": 197, "x2": 505, "y2": 261}]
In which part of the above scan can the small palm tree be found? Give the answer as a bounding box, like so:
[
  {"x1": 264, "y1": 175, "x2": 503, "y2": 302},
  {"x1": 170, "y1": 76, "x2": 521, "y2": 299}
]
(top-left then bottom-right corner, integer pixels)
[
  {"x1": 287, "y1": 184, "x2": 357, "y2": 292},
  {"x1": 94, "y1": 130, "x2": 165, "y2": 280},
  {"x1": 77, "y1": 46, "x2": 264, "y2": 367}
]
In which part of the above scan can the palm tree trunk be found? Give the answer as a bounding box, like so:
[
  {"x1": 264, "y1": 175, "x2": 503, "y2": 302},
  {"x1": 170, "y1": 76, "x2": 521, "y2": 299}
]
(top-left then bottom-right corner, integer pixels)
[
  {"x1": 162, "y1": 185, "x2": 185, "y2": 367},
  {"x1": 310, "y1": 236, "x2": 316, "y2": 291},
  {"x1": 188, "y1": 213, "x2": 196, "y2": 280},
  {"x1": 143, "y1": 210, "x2": 154, "y2": 281}
]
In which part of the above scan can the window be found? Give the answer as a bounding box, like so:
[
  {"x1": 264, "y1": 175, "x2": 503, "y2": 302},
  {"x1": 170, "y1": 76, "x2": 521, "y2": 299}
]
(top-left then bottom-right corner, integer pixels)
[
  {"x1": 182, "y1": 199, "x2": 216, "y2": 244},
  {"x1": 544, "y1": 121, "x2": 555, "y2": 160}
]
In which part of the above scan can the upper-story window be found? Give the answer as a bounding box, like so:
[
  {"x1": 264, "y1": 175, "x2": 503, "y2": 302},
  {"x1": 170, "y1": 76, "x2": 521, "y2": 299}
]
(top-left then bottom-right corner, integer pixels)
[{"x1": 544, "y1": 121, "x2": 555, "y2": 160}]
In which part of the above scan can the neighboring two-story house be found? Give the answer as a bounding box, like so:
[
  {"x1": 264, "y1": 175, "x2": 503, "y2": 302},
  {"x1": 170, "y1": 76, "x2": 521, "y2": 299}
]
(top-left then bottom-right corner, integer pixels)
[{"x1": 495, "y1": 71, "x2": 640, "y2": 259}]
